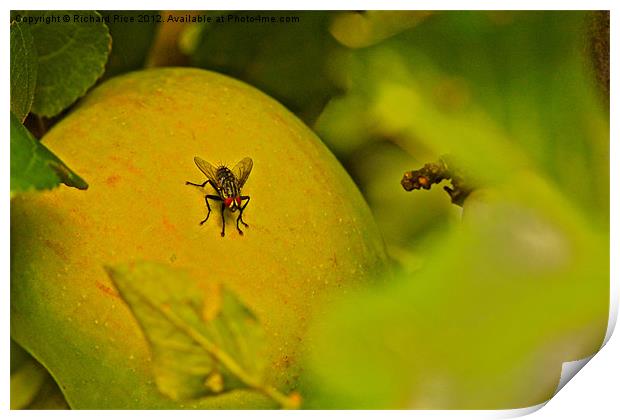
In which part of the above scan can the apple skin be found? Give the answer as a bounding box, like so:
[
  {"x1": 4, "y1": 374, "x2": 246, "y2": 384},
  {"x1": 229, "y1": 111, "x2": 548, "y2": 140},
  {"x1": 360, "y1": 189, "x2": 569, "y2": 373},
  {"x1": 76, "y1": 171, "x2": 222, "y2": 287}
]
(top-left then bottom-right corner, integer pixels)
[{"x1": 11, "y1": 68, "x2": 388, "y2": 409}]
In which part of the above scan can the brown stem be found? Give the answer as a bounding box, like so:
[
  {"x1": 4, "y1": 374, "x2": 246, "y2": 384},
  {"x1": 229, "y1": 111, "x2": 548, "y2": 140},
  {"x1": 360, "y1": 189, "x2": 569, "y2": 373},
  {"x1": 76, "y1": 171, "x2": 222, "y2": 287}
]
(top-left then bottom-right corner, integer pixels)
[{"x1": 401, "y1": 156, "x2": 475, "y2": 207}]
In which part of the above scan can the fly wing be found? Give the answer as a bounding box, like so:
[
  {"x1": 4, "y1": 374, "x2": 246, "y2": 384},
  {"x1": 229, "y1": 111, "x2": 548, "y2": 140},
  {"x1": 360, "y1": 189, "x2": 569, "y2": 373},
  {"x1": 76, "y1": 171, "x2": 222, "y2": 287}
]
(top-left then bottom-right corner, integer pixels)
[
  {"x1": 232, "y1": 157, "x2": 253, "y2": 188},
  {"x1": 193, "y1": 156, "x2": 219, "y2": 186}
]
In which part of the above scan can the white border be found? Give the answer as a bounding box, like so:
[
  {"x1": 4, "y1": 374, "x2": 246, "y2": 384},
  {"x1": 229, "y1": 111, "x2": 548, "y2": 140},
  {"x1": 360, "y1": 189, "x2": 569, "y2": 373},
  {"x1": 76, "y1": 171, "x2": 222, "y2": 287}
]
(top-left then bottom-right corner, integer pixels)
[{"x1": 3, "y1": 1, "x2": 617, "y2": 418}]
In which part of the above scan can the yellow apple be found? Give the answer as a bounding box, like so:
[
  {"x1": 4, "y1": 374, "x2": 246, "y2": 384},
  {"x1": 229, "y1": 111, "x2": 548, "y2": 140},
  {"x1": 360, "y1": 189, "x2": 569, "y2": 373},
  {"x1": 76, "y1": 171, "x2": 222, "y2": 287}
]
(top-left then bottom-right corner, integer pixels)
[{"x1": 11, "y1": 68, "x2": 387, "y2": 408}]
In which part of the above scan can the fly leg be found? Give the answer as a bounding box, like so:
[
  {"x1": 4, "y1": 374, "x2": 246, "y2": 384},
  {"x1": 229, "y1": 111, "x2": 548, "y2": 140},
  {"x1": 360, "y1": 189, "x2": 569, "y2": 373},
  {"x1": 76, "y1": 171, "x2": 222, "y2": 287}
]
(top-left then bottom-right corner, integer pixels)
[
  {"x1": 201, "y1": 195, "x2": 221, "y2": 225},
  {"x1": 236, "y1": 196, "x2": 251, "y2": 234},
  {"x1": 220, "y1": 202, "x2": 227, "y2": 237},
  {"x1": 186, "y1": 180, "x2": 208, "y2": 187},
  {"x1": 235, "y1": 215, "x2": 245, "y2": 235},
  {"x1": 187, "y1": 179, "x2": 218, "y2": 190}
]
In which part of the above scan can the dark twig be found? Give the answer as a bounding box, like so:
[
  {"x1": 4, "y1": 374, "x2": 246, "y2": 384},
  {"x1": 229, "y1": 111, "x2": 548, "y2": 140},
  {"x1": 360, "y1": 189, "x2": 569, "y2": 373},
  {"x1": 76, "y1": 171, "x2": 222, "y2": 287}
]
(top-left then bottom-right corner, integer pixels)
[{"x1": 401, "y1": 156, "x2": 475, "y2": 207}]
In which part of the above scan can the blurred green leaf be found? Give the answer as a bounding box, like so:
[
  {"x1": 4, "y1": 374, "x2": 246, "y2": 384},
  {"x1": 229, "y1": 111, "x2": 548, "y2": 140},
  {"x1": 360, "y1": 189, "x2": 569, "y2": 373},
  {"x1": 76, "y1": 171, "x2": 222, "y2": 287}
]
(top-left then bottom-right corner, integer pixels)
[
  {"x1": 106, "y1": 262, "x2": 298, "y2": 408},
  {"x1": 10, "y1": 339, "x2": 32, "y2": 374},
  {"x1": 185, "y1": 11, "x2": 342, "y2": 123},
  {"x1": 100, "y1": 11, "x2": 159, "y2": 78},
  {"x1": 306, "y1": 12, "x2": 609, "y2": 409},
  {"x1": 10, "y1": 112, "x2": 88, "y2": 193},
  {"x1": 10, "y1": 21, "x2": 37, "y2": 121},
  {"x1": 317, "y1": 11, "x2": 608, "y2": 227},
  {"x1": 347, "y1": 142, "x2": 460, "y2": 254},
  {"x1": 330, "y1": 11, "x2": 431, "y2": 48},
  {"x1": 26, "y1": 376, "x2": 70, "y2": 410},
  {"x1": 10, "y1": 351, "x2": 48, "y2": 409},
  {"x1": 10, "y1": 340, "x2": 69, "y2": 410},
  {"x1": 303, "y1": 174, "x2": 608, "y2": 409},
  {"x1": 11, "y1": 339, "x2": 32, "y2": 374},
  {"x1": 18, "y1": 10, "x2": 111, "y2": 117},
  {"x1": 314, "y1": 90, "x2": 370, "y2": 157}
]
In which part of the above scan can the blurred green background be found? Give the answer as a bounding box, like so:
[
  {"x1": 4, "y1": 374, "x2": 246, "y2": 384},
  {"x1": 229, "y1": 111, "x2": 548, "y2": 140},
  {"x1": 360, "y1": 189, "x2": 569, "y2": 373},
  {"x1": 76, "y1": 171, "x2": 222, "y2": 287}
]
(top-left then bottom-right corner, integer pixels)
[{"x1": 12, "y1": 10, "x2": 609, "y2": 409}]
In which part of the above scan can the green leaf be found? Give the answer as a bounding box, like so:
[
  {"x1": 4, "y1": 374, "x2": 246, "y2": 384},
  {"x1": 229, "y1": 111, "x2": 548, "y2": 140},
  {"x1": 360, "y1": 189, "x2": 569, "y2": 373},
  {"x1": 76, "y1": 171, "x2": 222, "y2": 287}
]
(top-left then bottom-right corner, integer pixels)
[
  {"x1": 186, "y1": 11, "x2": 342, "y2": 123},
  {"x1": 106, "y1": 262, "x2": 299, "y2": 409},
  {"x1": 302, "y1": 175, "x2": 608, "y2": 409},
  {"x1": 317, "y1": 12, "x2": 608, "y2": 228},
  {"x1": 100, "y1": 11, "x2": 159, "y2": 78},
  {"x1": 10, "y1": 340, "x2": 69, "y2": 410},
  {"x1": 20, "y1": 10, "x2": 111, "y2": 117},
  {"x1": 329, "y1": 11, "x2": 431, "y2": 48},
  {"x1": 10, "y1": 112, "x2": 88, "y2": 193},
  {"x1": 10, "y1": 21, "x2": 38, "y2": 121},
  {"x1": 10, "y1": 354, "x2": 48, "y2": 409},
  {"x1": 10, "y1": 340, "x2": 33, "y2": 374},
  {"x1": 25, "y1": 376, "x2": 70, "y2": 410}
]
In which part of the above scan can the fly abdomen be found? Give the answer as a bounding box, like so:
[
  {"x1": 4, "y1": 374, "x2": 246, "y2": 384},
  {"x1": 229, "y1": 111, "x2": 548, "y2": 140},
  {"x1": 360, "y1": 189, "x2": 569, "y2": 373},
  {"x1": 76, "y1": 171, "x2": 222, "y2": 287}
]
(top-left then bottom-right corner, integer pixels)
[{"x1": 217, "y1": 167, "x2": 239, "y2": 198}]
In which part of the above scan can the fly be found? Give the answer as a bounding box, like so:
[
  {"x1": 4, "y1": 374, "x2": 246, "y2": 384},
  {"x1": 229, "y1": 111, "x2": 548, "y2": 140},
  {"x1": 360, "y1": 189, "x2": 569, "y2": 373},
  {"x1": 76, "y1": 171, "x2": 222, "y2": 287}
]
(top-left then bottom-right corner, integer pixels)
[{"x1": 186, "y1": 156, "x2": 253, "y2": 236}]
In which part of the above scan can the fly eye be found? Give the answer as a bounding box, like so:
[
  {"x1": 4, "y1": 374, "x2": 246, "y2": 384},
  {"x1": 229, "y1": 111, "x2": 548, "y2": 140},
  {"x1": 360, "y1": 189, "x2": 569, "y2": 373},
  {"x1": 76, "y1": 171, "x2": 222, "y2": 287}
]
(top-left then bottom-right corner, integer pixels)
[
  {"x1": 224, "y1": 198, "x2": 234, "y2": 207},
  {"x1": 235, "y1": 197, "x2": 242, "y2": 206}
]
